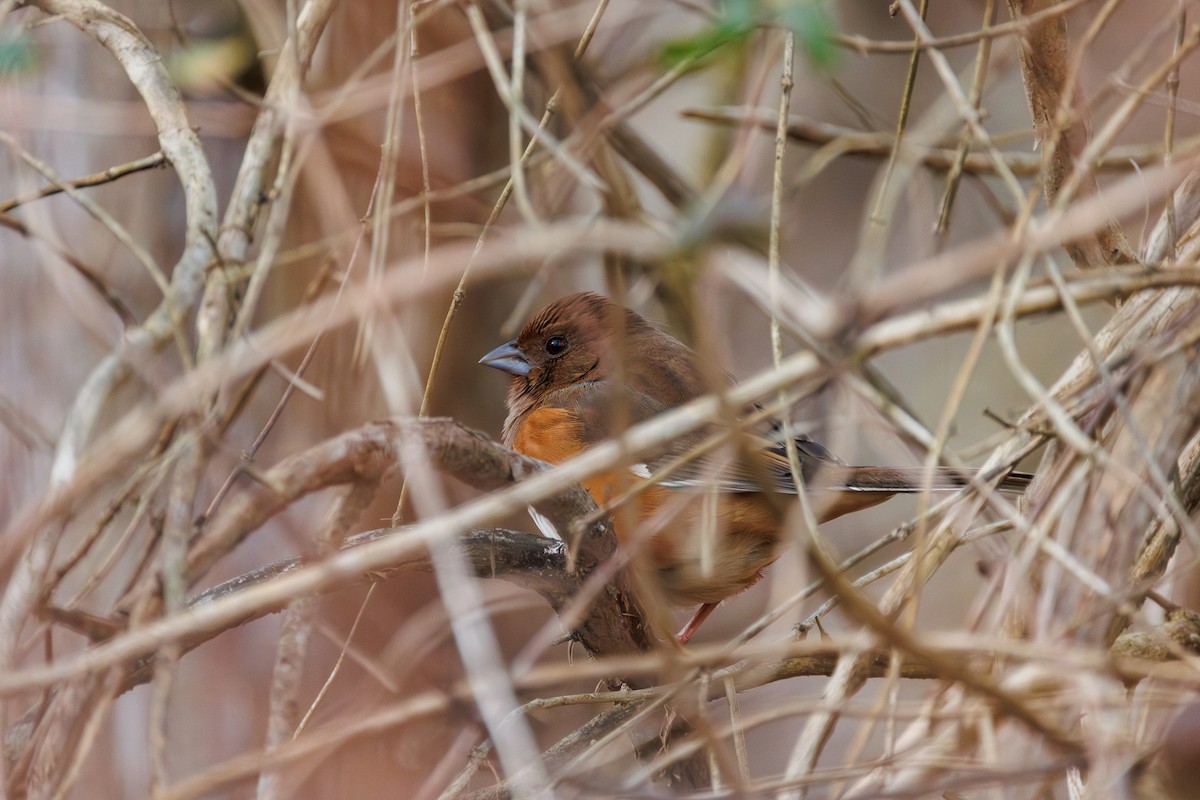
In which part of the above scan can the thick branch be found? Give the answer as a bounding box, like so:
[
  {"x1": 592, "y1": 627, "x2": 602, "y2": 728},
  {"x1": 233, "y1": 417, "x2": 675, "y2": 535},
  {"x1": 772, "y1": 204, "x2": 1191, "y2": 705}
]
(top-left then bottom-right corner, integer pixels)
[
  {"x1": 105, "y1": 528, "x2": 573, "y2": 693},
  {"x1": 184, "y1": 418, "x2": 624, "y2": 586}
]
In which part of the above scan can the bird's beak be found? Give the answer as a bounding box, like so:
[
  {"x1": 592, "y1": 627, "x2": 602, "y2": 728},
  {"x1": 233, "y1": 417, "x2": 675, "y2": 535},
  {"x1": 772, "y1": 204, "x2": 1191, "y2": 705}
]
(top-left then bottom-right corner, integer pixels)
[{"x1": 479, "y1": 340, "x2": 531, "y2": 377}]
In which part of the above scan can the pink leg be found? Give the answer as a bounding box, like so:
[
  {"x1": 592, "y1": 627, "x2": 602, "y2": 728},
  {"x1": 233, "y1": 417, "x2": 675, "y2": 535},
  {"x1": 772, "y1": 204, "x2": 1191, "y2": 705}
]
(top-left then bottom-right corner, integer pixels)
[{"x1": 676, "y1": 602, "x2": 718, "y2": 645}]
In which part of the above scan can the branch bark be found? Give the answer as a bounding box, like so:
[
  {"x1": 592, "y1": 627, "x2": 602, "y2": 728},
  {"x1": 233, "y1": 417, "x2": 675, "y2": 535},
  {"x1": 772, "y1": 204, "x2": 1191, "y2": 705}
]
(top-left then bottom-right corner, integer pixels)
[{"x1": 1006, "y1": 0, "x2": 1134, "y2": 267}]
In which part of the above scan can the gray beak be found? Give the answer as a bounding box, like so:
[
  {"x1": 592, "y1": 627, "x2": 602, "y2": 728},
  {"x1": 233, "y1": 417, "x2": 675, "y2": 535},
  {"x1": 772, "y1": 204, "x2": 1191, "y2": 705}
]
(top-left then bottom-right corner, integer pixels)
[{"x1": 479, "y1": 340, "x2": 531, "y2": 377}]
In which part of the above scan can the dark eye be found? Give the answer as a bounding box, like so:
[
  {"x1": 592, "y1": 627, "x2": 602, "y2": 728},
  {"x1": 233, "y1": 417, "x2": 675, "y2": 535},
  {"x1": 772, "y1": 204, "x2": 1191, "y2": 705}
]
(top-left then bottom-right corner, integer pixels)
[{"x1": 545, "y1": 336, "x2": 569, "y2": 356}]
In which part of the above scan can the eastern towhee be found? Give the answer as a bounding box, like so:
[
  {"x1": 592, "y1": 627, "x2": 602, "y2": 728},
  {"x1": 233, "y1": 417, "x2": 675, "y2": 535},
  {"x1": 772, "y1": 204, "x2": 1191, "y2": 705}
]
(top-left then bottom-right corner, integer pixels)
[{"x1": 481, "y1": 292, "x2": 1031, "y2": 642}]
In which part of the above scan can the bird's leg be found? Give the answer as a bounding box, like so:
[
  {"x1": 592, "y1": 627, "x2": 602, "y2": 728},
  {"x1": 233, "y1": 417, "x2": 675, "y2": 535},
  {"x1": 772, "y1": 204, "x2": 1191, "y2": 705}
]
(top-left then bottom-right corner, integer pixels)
[{"x1": 676, "y1": 602, "x2": 718, "y2": 645}]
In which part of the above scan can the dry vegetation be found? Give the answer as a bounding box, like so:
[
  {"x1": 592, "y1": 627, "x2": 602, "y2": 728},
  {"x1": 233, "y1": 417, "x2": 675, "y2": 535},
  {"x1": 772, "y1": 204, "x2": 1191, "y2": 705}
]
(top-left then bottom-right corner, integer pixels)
[{"x1": 4, "y1": 0, "x2": 1200, "y2": 797}]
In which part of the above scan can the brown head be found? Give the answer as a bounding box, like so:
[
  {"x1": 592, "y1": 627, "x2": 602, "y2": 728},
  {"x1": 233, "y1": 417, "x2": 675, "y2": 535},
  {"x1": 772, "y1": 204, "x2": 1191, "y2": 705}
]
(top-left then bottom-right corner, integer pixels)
[{"x1": 479, "y1": 292, "x2": 707, "y2": 438}]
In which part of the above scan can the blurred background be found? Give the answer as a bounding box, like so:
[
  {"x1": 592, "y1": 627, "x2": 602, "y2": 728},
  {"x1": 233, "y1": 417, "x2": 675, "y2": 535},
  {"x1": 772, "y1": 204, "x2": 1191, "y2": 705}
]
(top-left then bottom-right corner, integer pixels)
[{"x1": 2, "y1": 0, "x2": 1197, "y2": 796}]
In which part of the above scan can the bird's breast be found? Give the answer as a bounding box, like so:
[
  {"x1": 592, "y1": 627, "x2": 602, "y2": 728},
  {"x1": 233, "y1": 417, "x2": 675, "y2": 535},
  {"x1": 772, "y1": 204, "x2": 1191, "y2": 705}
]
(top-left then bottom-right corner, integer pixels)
[{"x1": 510, "y1": 407, "x2": 585, "y2": 462}]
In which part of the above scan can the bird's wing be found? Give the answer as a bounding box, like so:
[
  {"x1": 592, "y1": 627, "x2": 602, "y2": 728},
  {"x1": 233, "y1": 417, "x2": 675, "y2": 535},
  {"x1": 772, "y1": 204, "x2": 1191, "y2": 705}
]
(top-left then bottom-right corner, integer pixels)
[
  {"x1": 650, "y1": 433, "x2": 848, "y2": 494},
  {"x1": 528, "y1": 386, "x2": 1033, "y2": 497},
  {"x1": 538, "y1": 385, "x2": 853, "y2": 493}
]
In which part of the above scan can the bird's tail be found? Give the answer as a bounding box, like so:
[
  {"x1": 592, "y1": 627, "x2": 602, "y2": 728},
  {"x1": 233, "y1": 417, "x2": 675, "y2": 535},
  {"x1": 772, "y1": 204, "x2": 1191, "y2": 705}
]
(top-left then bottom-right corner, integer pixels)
[{"x1": 828, "y1": 466, "x2": 1033, "y2": 494}]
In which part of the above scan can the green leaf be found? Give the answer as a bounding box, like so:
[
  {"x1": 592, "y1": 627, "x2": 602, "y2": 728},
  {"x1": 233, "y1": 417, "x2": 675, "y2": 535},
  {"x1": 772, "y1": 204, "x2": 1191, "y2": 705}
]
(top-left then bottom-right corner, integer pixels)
[
  {"x1": 659, "y1": 0, "x2": 760, "y2": 68},
  {"x1": 659, "y1": 0, "x2": 839, "y2": 72},
  {"x1": 659, "y1": 21, "x2": 753, "y2": 68}
]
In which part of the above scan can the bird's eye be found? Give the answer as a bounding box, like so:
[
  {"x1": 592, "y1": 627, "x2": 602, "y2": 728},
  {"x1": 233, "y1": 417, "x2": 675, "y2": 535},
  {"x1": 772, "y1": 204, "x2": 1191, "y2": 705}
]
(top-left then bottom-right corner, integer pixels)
[{"x1": 545, "y1": 336, "x2": 569, "y2": 356}]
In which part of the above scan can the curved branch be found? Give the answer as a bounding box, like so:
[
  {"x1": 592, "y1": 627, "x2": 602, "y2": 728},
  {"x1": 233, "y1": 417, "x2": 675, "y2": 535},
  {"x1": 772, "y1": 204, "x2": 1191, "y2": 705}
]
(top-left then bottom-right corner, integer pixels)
[
  {"x1": 27, "y1": 0, "x2": 220, "y2": 485},
  {"x1": 2, "y1": 0, "x2": 218, "y2": 685},
  {"x1": 182, "y1": 419, "x2": 625, "y2": 587},
  {"x1": 106, "y1": 528, "x2": 573, "y2": 694},
  {"x1": 0, "y1": 419, "x2": 653, "y2": 702},
  {"x1": 181, "y1": 419, "x2": 651, "y2": 659}
]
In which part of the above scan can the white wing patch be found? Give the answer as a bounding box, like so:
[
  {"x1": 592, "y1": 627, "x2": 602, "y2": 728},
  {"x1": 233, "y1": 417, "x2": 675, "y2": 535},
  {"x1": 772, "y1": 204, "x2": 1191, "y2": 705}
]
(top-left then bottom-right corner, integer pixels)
[
  {"x1": 528, "y1": 507, "x2": 561, "y2": 540},
  {"x1": 630, "y1": 463, "x2": 652, "y2": 479}
]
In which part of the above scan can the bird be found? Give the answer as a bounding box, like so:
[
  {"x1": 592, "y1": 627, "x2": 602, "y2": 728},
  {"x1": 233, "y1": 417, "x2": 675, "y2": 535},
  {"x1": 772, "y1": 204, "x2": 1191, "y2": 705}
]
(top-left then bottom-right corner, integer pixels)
[{"x1": 480, "y1": 291, "x2": 1032, "y2": 643}]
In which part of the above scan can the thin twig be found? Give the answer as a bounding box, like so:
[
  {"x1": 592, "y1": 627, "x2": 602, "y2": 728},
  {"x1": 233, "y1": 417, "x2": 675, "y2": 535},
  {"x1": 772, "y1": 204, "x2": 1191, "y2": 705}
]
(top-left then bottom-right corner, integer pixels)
[{"x1": 0, "y1": 150, "x2": 167, "y2": 213}]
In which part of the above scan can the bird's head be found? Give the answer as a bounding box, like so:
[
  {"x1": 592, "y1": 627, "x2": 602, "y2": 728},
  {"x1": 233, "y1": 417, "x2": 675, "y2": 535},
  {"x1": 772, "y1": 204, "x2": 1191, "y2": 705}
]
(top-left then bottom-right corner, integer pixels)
[{"x1": 479, "y1": 292, "x2": 627, "y2": 398}]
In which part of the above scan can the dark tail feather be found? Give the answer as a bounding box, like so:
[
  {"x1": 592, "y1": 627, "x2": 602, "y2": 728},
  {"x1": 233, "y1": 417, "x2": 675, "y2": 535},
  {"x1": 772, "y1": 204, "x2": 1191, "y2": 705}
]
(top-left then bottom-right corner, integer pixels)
[{"x1": 831, "y1": 466, "x2": 1034, "y2": 494}]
